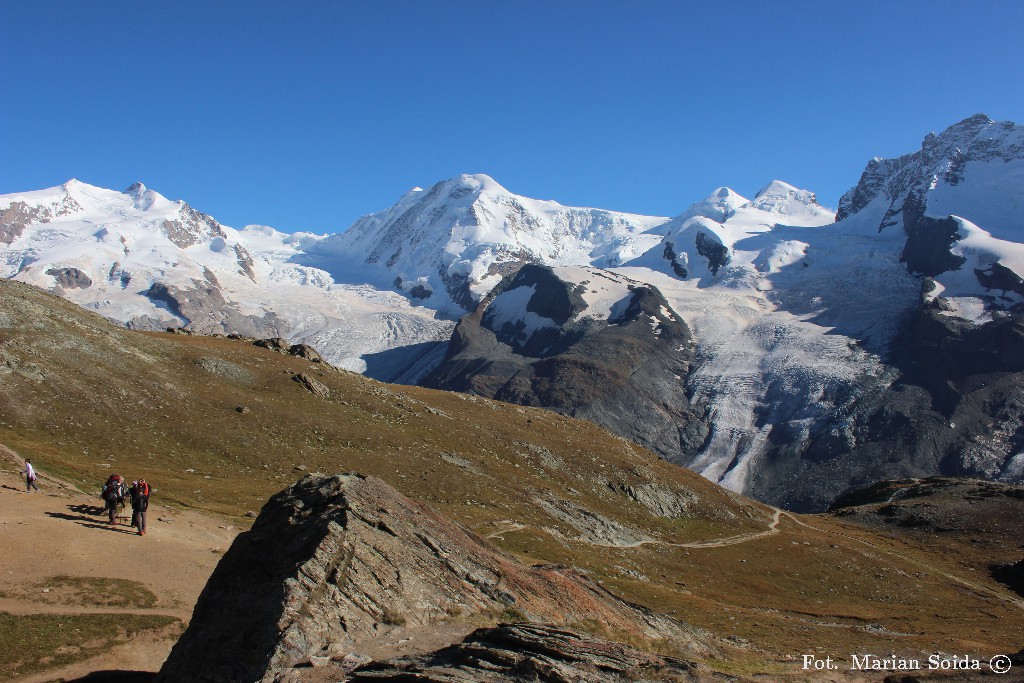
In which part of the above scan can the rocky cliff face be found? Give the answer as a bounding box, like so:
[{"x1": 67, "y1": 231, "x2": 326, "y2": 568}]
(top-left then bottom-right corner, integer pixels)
[
  {"x1": 158, "y1": 473, "x2": 711, "y2": 683},
  {"x1": 425, "y1": 264, "x2": 709, "y2": 464},
  {"x1": 748, "y1": 301, "x2": 1024, "y2": 511}
]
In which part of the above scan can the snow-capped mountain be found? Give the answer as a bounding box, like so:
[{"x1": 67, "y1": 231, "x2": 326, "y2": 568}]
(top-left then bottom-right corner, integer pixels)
[
  {"x1": 837, "y1": 113, "x2": 1024, "y2": 318},
  {"x1": 3, "y1": 114, "x2": 1022, "y2": 511},
  {"x1": 305, "y1": 174, "x2": 667, "y2": 312},
  {"x1": 0, "y1": 180, "x2": 454, "y2": 379},
  {"x1": 426, "y1": 115, "x2": 1024, "y2": 510}
]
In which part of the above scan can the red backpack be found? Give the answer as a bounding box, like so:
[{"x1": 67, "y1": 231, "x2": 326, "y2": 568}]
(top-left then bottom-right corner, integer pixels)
[{"x1": 103, "y1": 474, "x2": 124, "y2": 501}]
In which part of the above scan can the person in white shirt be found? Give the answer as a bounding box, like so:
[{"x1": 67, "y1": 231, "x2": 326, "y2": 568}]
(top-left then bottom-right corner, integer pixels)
[{"x1": 22, "y1": 459, "x2": 39, "y2": 493}]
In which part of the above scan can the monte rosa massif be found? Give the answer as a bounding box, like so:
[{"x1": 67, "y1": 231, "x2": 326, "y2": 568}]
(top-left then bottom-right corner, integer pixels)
[{"x1": 3, "y1": 114, "x2": 1022, "y2": 511}]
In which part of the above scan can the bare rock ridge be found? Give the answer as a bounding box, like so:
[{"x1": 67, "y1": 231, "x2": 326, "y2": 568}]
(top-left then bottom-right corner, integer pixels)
[
  {"x1": 157, "y1": 473, "x2": 712, "y2": 683},
  {"x1": 348, "y1": 623, "x2": 699, "y2": 682}
]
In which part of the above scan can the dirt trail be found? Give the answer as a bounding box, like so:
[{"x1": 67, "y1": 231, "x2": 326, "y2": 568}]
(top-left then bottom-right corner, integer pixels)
[
  {"x1": 612, "y1": 507, "x2": 782, "y2": 549},
  {"x1": 676, "y1": 508, "x2": 782, "y2": 548},
  {"x1": 1, "y1": 444, "x2": 242, "y2": 683}
]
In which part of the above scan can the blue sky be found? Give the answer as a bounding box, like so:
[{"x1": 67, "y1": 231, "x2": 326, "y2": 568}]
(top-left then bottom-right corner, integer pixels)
[{"x1": 2, "y1": 1, "x2": 1022, "y2": 233}]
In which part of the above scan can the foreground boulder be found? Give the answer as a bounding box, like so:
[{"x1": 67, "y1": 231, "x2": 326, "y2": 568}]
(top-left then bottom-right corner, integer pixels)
[
  {"x1": 158, "y1": 474, "x2": 711, "y2": 683},
  {"x1": 348, "y1": 623, "x2": 699, "y2": 682}
]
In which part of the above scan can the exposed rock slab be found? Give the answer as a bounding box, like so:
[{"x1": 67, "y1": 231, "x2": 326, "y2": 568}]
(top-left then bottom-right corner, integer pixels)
[
  {"x1": 157, "y1": 474, "x2": 710, "y2": 683},
  {"x1": 347, "y1": 624, "x2": 700, "y2": 683}
]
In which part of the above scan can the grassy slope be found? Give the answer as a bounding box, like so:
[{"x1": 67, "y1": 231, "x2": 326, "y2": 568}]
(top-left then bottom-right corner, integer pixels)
[{"x1": 2, "y1": 279, "x2": 1022, "y2": 675}]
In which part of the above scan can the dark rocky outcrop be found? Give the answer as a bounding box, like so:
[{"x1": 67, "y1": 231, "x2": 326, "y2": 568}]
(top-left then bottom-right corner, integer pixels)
[
  {"x1": 899, "y1": 195, "x2": 966, "y2": 276},
  {"x1": 975, "y1": 262, "x2": 1024, "y2": 299},
  {"x1": 694, "y1": 230, "x2": 730, "y2": 275},
  {"x1": 46, "y1": 267, "x2": 93, "y2": 289},
  {"x1": 254, "y1": 337, "x2": 292, "y2": 354},
  {"x1": 158, "y1": 474, "x2": 710, "y2": 683},
  {"x1": 288, "y1": 344, "x2": 323, "y2": 363},
  {"x1": 424, "y1": 265, "x2": 709, "y2": 464},
  {"x1": 990, "y1": 559, "x2": 1024, "y2": 598},
  {"x1": 349, "y1": 624, "x2": 699, "y2": 683},
  {"x1": 662, "y1": 242, "x2": 688, "y2": 278},
  {"x1": 253, "y1": 339, "x2": 326, "y2": 364}
]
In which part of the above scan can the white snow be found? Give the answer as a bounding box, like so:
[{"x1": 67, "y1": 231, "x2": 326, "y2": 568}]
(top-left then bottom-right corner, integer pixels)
[
  {"x1": 482, "y1": 285, "x2": 558, "y2": 339},
  {"x1": 926, "y1": 160, "x2": 1024, "y2": 244}
]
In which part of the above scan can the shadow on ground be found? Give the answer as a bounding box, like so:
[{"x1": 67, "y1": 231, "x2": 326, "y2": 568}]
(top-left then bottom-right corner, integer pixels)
[
  {"x1": 65, "y1": 672, "x2": 156, "y2": 682},
  {"x1": 45, "y1": 507, "x2": 137, "y2": 535},
  {"x1": 69, "y1": 503, "x2": 106, "y2": 515}
]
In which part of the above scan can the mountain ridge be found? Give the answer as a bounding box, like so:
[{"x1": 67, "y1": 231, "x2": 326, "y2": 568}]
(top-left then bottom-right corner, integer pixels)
[{"x1": 2, "y1": 114, "x2": 1023, "y2": 511}]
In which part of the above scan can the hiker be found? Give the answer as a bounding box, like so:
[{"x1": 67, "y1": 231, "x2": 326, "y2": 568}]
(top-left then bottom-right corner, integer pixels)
[
  {"x1": 22, "y1": 459, "x2": 39, "y2": 493},
  {"x1": 101, "y1": 473, "x2": 126, "y2": 524},
  {"x1": 129, "y1": 479, "x2": 150, "y2": 536}
]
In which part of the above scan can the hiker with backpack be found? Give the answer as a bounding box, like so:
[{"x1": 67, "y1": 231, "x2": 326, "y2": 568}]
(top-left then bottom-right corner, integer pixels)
[
  {"x1": 21, "y1": 459, "x2": 39, "y2": 493},
  {"x1": 129, "y1": 479, "x2": 150, "y2": 536},
  {"x1": 101, "y1": 473, "x2": 127, "y2": 524}
]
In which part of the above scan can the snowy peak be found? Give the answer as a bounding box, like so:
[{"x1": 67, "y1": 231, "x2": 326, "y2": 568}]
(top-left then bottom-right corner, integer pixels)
[
  {"x1": 674, "y1": 181, "x2": 830, "y2": 227},
  {"x1": 678, "y1": 187, "x2": 748, "y2": 223},
  {"x1": 325, "y1": 174, "x2": 667, "y2": 312},
  {"x1": 832, "y1": 114, "x2": 1024, "y2": 318},
  {"x1": 123, "y1": 181, "x2": 175, "y2": 212},
  {"x1": 748, "y1": 180, "x2": 826, "y2": 218},
  {"x1": 837, "y1": 114, "x2": 1024, "y2": 224},
  {"x1": 630, "y1": 179, "x2": 833, "y2": 282},
  {"x1": 443, "y1": 173, "x2": 511, "y2": 199}
]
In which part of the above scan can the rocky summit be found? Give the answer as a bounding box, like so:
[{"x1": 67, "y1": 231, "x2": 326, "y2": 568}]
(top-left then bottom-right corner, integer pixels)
[{"x1": 158, "y1": 474, "x2": 712, "y2": 683}]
